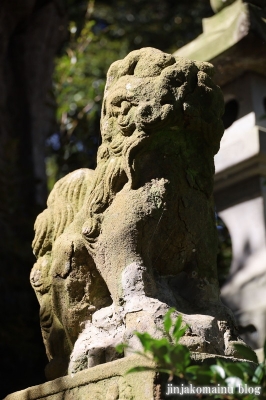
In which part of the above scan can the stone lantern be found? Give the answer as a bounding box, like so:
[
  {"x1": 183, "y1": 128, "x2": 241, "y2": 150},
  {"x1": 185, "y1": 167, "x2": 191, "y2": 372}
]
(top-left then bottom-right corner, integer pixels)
[{"x1": 174, "y1": 0, "x2": 266, "y2": 348}]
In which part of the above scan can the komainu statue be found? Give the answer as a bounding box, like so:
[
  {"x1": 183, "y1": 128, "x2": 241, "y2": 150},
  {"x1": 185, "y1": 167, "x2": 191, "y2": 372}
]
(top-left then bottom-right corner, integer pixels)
[{"x1": 31, "y1": 47, "x2": 244, "y2": 379}]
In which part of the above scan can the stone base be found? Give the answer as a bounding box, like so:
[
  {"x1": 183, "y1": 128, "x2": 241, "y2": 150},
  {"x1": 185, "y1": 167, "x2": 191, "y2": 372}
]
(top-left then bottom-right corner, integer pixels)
[
  {"x1": 5, "y1": 353, "x2": 255, "y2": 400},
  {"x1": 4, "y1": 356, "x2": 158, "y2": 400}
]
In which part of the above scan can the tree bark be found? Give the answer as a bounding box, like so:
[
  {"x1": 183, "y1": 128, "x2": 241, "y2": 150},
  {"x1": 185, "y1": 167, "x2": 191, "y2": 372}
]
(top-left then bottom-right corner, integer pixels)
[{"x1": 0, "y1": 0, "x2": 67, "y2": 397}]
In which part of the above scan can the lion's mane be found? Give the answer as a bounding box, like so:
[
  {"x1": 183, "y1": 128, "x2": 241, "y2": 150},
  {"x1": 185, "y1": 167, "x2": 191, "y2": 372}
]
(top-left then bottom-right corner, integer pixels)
[
  {"x1": 33, "y1": 48, "x2": 224, "y2": 256},
  {"x1": 81, "y1": 47, "x2": 224, "y2": 251}
]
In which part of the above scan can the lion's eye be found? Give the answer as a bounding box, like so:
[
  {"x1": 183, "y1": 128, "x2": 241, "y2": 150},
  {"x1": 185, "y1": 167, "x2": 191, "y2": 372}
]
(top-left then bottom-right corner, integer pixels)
[
  {"x1": 111, "y1": 97, "x2": 124, "y2": 108},
  {"x1": 110, "y1": 97, "x2": 125, "y2": 116}
]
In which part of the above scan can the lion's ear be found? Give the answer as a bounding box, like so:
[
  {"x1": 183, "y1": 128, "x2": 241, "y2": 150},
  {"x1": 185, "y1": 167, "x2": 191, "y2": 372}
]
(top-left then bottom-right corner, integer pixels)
[{"x1": 105, "y1": 51, "x2": 140, "y2": 90}]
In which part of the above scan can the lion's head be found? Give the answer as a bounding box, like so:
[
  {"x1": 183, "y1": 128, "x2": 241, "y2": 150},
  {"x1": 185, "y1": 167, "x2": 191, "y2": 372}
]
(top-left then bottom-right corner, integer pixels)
[
  {"x1": 100, "y1": 47, "x2": 223, "y2": 148},
  {"x1": 82, "y1": 48, "x2": 224, "y2": 248}
]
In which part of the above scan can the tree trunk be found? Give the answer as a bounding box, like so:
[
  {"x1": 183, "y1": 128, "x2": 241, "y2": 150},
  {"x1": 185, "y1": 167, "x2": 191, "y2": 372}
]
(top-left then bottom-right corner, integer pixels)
[{"x1": 0, "y1": 0, "x2": 67, "y2": 397}]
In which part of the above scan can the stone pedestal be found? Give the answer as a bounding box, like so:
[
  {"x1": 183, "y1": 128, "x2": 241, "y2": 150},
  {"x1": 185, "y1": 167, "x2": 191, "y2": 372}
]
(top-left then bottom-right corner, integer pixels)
[
  {"x1": 4, "y1": 356, "x2": 157, "y2": 400},
  {"x1": 5, "y1": 353, "x2": 252, "y2": 400}
]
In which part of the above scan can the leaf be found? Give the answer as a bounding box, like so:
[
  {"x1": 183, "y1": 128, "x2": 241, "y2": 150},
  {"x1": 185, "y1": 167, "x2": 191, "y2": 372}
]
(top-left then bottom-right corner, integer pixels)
[
  {"x1": 132, "y1": 351, "x2": 153, "y2": 361},
  {"x1": 170, "y1": 344, "x2": 190, "y2": 370},
  {"x1": 164, "y1": 308, "x2": 175, "y2": 334},
  {"x1": 150, "y1": 338, "x2": 171, "y2": 352},
  {"x1": 186, "y1": 365, "x2": 201, "y2": 374},
  {"x1": 115, "y1": 343, "x2": 128, "y2": 354},
  {"x1": 252, "y1": 363, "x2": 265, "y2": 384},
  {"x1": 216, "y1": 359, "x2": 226, "y2": 368},
  {"x1": 172, "y1": 325, "x2": 189, "y2": 343},
  {"x1": 237, "y1": 362, "x2": 254, "y2": 376},
  {"x1": 210, "y1": 364, "x2": 226, "y2": 379},
  {"x1": 233, "y1": 343, "x2": 258, "y2": 364},
  {"x1": 134, "y1": 332, "x2": 155, "y2": 352},
  {"x1": 185, "y1": 365, "x2": 201, "y2": 379},
  {"x1": 223, "y1": 363, "x2": 245, "y2": 380},
  {"x1": 172, "y1": 315, "x2": 182, "y2": 337},
  {"x1": 126, "y1": 366, "x2": 156, "y2": 374},
  {"x1": 264, "y1": 339, "x2": 266, "y2": 361},
  {"x1": 194, "y1": 367, "x2": 213, "y2": 385},
  {"x1": 151, "y1": 342, "x2": 171, "y2": 364}
]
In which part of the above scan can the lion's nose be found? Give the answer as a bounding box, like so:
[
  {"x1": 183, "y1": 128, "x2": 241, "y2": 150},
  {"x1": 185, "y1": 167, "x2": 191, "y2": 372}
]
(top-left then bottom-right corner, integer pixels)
[
  {"x1": 138, "y1": 103, "x2": 153, "y2": 119},
  {"x1": 121, "y1": 101, "x2": 131, "y2": 115}
]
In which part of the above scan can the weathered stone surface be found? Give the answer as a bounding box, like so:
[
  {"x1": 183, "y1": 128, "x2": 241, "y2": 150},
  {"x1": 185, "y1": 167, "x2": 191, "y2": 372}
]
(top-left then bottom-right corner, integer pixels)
[
  {"x1": 4, "y1": 353, "x2": 256, "y2": 400},
  {"x1": 31, "y1": 47, "x2": 246, "y2": 379},
  {"x1": 174, "y1": 1, "x2": 266, "y2": 87},
  {"x1": 4, "y1": 355, "x2": 155, "y2": 400},
  {"x1": 31, "y1": 168, "x2": 112, "y2": 379}
]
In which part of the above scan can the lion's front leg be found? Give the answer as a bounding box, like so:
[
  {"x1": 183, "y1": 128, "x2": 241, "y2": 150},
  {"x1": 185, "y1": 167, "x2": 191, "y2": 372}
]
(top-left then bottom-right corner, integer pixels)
[
  {"x1": 88, "y1": 180, "x2": 172, "y2": 346},
  {"x1": 69, "y1": 179, "x2": 172, "y2": 373},
  {"x1": 93, "y1": 180, "x2": 169, "y2": 309}
]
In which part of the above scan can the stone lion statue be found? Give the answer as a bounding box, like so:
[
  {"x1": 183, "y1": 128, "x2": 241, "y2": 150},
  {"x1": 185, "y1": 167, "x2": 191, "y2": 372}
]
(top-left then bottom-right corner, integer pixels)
[{"x1": 31, "y1": 47, "x2": 243, "y2": 379}]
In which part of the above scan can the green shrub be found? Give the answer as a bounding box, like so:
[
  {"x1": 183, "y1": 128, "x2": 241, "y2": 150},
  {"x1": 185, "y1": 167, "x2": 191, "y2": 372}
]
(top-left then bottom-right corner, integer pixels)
[{"x1": 116, "y1": 309, "x2": 266, "y2": 399}]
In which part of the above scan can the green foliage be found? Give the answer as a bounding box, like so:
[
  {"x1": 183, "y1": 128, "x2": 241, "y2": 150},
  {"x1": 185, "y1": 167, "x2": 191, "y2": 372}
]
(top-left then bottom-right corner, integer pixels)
[
  {"x1": 117, "y1": 309, "x2": 190, "y2": 381},
  {"x1": 116, "y1": 309, "x2": 266, "y2": 399},
  {"x1": 233, "y1": 343, "x2": 258, "y2": 364}
]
